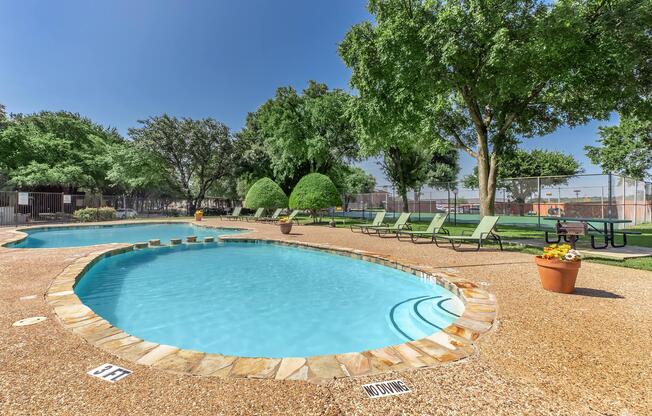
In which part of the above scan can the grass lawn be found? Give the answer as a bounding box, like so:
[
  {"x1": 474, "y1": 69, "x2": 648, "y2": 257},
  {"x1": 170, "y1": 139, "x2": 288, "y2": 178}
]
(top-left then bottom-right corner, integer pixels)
[{"x1": 312, "y1": 215, "x2": 652, "y2": 272}]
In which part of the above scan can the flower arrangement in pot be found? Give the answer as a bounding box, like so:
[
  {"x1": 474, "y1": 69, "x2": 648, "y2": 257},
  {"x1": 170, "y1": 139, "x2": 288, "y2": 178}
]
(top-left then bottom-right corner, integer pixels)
[
  {"x1": 194, "y1": 210, "x2": 203, "y2": 222},
  {"x1": 534, "y1": 243, "x2": 581, "y2": 293},
  {"x1": 278, "y1": 217, "x2": 293, "y2": 234}
]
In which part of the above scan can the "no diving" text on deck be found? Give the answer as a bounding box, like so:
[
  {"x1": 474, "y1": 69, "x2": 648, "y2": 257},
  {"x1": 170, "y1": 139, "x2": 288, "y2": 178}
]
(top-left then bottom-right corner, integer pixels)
[{"x1": 362, "y1": 379, "x2": 411, "y2": 398}]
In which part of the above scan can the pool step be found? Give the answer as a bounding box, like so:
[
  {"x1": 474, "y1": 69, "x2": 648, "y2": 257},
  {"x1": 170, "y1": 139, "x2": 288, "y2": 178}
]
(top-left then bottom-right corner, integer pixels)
[{"x1": 389, "y1": 295, "x2": 463, "y2": 342}]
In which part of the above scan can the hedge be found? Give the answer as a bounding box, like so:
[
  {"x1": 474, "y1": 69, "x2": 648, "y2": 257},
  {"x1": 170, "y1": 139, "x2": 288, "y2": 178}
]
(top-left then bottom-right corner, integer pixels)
[
  {"x1": 244, "y1": 177, "x2": 288, "y2": 209},
  {"x1": 289, "y1": 173, "x2": 341, "y2": 217},
  {"x1": 73, "y1": 207, "x2": 117, "y2": 222}
]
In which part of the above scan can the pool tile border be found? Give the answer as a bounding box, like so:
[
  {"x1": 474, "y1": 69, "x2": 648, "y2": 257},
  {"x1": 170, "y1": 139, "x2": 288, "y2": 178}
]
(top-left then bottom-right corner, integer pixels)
[{"x1": 29, "y1": 227, "x2": 496, "y2": 383}]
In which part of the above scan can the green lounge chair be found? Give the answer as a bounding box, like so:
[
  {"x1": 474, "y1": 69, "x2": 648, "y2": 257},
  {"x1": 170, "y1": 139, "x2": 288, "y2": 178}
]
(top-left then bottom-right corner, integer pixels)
[
  {"x1": 243, "y1": 207, "x2": 265, "y2": 222},
  {"x1": 397, "y1": 213, "x2": 449, "y2": 243},
  {"x1": 434, "y1": 215, "x2": 503, "y2": 251},
  {"x1": 258, "y1": 208, "x2": 283, "y2": 223},
  {"x1": 350, "y1": 211, "x2": 386, "y2": 233},
  {"x1": 222, "y1": 206, "x2": 242, "y2": 221},
  {"x1": 369, "y1": 212, "x2": 411, "y2": 237},
  {"x1": 284, "y1": 210, "x2": 301, "y2": 225}
]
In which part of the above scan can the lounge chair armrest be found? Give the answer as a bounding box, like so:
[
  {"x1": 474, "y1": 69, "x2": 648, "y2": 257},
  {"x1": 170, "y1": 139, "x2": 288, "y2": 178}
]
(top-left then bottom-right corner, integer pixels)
[
  {"x1": 461, "y1": 230, "x2": 471, "y2": 236},
  {"x1": 398, "y1": 223, "x2": 412, "y2": 231}
]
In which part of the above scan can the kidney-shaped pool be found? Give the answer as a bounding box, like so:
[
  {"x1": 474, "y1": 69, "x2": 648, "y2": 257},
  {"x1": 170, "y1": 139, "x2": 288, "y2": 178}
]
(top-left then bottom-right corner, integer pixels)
[
  {"x1": 74, "y1": 241, "x2": 464, "y2": 358},
  {"x1": 10, "y1": 223, "x2": 241, "y2": 248}
]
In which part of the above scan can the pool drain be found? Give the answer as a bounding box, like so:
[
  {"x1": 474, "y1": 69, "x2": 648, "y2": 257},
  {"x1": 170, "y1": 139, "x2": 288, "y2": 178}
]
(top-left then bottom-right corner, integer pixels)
[{"x1": 12, "y1": 316, "x2": 48, "y2": 327}]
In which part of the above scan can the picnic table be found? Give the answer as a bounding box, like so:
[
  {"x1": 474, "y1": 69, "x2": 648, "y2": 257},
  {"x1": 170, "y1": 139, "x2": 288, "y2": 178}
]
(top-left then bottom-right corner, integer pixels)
[{"x1": 543, "y1": 217, "x2": 638, "y2": 249}]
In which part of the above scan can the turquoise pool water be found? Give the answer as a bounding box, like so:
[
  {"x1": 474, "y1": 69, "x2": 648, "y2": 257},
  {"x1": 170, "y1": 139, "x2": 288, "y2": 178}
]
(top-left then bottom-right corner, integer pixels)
[
  {"x1": 12, "y1": 223, "x2": 241, "y2": 248},
  {"x1": 75, "y1": 242, "x2": 464, "y2": 357}
]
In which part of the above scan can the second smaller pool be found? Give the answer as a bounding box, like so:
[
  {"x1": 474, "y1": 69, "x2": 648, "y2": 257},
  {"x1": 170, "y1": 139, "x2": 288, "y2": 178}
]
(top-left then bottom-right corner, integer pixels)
[{"x1": 11, "y1": 223, "x2": 241, "y2": 248}]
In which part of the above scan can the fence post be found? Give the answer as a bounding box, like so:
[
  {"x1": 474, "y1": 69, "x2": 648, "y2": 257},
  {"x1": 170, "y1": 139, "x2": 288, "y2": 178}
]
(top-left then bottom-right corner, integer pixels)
[
  {"x1": 537, "y1": 177, "x2": 541, "y2": 228},
  {"x1": 634, "y1": 181, "x2": 638, "y2": 225},
  {"x1": 447, "y1": 184, "x2": 451, "y2": 225},
  {"x1": 622, "y1": 177, "x2": 627, "y2": 227},
  {"x1": 607, "y1": 173, "x2": 613, "y2": 219}
]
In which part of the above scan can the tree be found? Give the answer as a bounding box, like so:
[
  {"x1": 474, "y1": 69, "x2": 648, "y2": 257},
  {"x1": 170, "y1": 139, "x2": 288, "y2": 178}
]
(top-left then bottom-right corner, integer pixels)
[
  {"x1": 380, "y1": 143, "x2": 459, "y2": 212},
  {"x1": 289, "y1": 173, "x2": 342, "y2": 219},
  {"x1": 338, "y1": 166, "x2": 376, "y2": 210},
  {"x1": 244, "y1": 177, "x2": 288, "y2": 209},
  {"x1": 464, "y1": 149, "x2": 583, "y2": 214},
  {"x1": 585, "y1": 117, "x2": 652, "y2": 180},
  {"x1": 129, "y1": 114, "x2": 235, "y2": 213},
  {"x1": 339, "y1": 0, "x2": 651, "y2": 217},
  {"x1": 105, "y1": 142, "x2": 180, "y2": 199},
  {"x1": 0, "y1": 110, "x2": 121, "y2": 192},
  {"x1": 242, "y1": 81, "x2": 359, "y2": 191}
]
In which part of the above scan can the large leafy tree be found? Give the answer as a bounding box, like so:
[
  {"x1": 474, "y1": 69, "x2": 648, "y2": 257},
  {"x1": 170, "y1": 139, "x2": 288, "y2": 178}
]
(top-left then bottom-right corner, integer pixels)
[
  {"x1": 105, "y1": 142, "x2": 181, "y2": 198},
  {"x1": 339, "y1": 0, "x2": 651, "y2": 216},
  {"x1": 128, "y1": 114, "x2": 235, "y2": 212},
  {"x1": 585, "y1": 117, "x2": 652, "y2": 180},
  {"x1": 0, "y1": 110, "x2": 121, "y2": 192},
  {"x1": 242, "y1": 81, "x2": 359, "y2": 191},
  {"x1": 381, "y1": 143, "x2": 459, "y2": 211},
  {"x1": 464, "y1": 149, "x2": 582, "y2": 214},
  {"x1": 335, "y1": 165, "x2": 377, "y2": 210}
]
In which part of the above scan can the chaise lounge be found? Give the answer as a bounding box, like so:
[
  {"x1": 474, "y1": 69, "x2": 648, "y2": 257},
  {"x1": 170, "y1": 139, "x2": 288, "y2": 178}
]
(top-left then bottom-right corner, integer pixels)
[
  {"x1": 368, "y1": 212, "x2": 411, "y2": 238},
  {"x1": 433, "y1": 215, "x2": 503, "y2": 251},
  {"x1": 257, "y1": 208, "x2": 283, "y2": 223},
  {"x1": 350, "y1": 211, "x2": 386, "y2": 233},
  {"x1": 222, "y1": 206, "x2": 242, "y2": 221},
  {"x1": 397, "y1": 213, "x2": 449, "y2": 243}
]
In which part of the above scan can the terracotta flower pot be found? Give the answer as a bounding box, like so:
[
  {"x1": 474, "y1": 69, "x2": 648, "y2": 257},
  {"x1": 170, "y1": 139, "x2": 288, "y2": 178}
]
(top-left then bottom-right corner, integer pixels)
[
  {"x1": 194, "y1": 213, "x2": 203, "y2": 222},
  {"x1": 279, "y1": 222, "x2": 292, "y2": 234},
  {"x1": 534, "y1": 256, "x2": 581, "y2": 294}
]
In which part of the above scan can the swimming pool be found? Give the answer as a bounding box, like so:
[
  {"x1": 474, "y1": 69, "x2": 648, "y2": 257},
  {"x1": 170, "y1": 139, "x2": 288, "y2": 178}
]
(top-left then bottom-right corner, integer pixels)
[
  {"x1": 74, "y1": 241, "x2": 464, "y2": 358},
  {"x1": 11, "y1": 223, "x2": 241, "y2": 248}
]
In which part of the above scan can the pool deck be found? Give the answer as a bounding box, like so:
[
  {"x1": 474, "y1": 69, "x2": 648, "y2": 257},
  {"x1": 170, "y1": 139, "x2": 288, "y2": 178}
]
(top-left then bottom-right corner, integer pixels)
[{"x1": 1, "y1": 219, "x2": 651, "y2": 415}]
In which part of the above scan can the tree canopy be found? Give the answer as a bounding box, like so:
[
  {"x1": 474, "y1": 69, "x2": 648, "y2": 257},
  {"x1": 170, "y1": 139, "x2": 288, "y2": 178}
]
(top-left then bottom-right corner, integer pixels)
[
  {"x1": 0, "y1": 111, "x2": 122, "y2": 192},
  {"x1": 128, "y1": 114, "x2": 235, "y2": 212},
  {"x1": 380, "y1": 143, "x2": 459, "y2": 211},
  {"x1": 586, "y1": 117, "x2": 652, "y2": 180},
  {"x1": 105, "y1": 141, "x2": 180, "y2": 198},
  {"x1": 240, "y1": 81, "x2": 359, "y2": 191},
  {"x1": 339, "y1": 0, "x2": 651, "y2": 216}
]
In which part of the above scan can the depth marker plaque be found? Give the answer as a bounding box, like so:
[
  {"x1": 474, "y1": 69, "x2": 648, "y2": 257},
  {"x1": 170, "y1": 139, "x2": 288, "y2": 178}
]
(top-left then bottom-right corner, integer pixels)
[{"x1": 87, "y1": 364, "x2": 132, "y2": 383}]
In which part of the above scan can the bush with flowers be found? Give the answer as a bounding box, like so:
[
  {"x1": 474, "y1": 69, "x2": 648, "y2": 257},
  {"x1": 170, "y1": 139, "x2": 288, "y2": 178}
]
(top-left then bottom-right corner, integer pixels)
[{"x1": 541, "y1": 243, "x2": 581, "y2": 262}]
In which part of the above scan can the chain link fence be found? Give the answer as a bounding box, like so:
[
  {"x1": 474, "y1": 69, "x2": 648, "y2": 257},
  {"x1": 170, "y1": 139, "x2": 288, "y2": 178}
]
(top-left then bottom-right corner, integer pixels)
[
  {"x1": 343, "y1": 174, "x2": 652, "y2": 229},
  {"x1": 2, "y1": 174, "x2": 650, "y2": 228}
]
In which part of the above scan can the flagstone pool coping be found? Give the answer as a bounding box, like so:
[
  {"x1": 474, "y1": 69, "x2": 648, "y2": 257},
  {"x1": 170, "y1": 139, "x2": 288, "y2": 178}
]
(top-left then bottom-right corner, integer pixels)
[{"x1": 2, "y1": 221, "x2": 497, "y2": 383}]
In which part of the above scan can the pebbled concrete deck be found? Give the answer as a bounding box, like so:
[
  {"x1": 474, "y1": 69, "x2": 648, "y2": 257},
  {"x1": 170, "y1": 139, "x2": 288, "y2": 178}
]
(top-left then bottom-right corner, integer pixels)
[{"x1": 1, "y1": 219, "x2": 651, "y2": 415}]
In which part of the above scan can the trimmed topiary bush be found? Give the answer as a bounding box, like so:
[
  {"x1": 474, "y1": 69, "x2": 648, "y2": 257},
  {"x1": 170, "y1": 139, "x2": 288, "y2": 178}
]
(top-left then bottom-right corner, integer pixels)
[
  {"x1": 73, "y1": 207, "x2": 117, "y2": 222},
  {"x1": 289, "y1": 173, "x2": 341, "y2": 219},
  {"x1": 244, "y1": 177, "x2": 288, "y2": 209}
]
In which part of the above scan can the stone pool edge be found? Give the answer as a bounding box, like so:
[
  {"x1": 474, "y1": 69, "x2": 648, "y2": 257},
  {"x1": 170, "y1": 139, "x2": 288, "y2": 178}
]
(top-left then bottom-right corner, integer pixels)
[
  {"x1": 0, "y1": 220, "x2": 251, "y2": 248},
  {"x1": 39, "y1": 233, "x2": 496, "y2": 383}
]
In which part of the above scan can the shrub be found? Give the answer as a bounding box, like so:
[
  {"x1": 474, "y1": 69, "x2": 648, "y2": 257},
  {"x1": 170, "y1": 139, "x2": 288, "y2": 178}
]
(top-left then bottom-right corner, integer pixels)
[
  {"x1": 73, "y1": 207, "x2": 117, "y2": 222},
  {"x1": 289, "y1": 173, "x2": 341, "y2": 218},
  {"x1": 244, "y1": 177, "x2": 288, "y2": 209}
]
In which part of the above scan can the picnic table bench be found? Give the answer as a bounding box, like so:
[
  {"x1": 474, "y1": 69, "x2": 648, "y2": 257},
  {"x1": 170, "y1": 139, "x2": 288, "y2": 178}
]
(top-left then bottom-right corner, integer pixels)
[{"x1": 543, "y1": 217, "x2": 640, "y2": 249}]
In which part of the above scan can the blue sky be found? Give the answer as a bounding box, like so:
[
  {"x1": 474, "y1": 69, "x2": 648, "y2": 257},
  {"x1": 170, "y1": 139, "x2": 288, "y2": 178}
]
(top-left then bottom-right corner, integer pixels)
[{"x1": 0, "y1": 0, "x2": 615, "y2": 186}]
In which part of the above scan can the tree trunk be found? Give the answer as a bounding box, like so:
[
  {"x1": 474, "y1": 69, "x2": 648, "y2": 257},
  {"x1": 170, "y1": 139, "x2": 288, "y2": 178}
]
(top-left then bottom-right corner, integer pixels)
[
  {"x1": 476, "y1": 140, "x2": 497, "y2": 218},
  {"x1": 400, "y1": 189, "x2": 409, "y2": 213}
]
